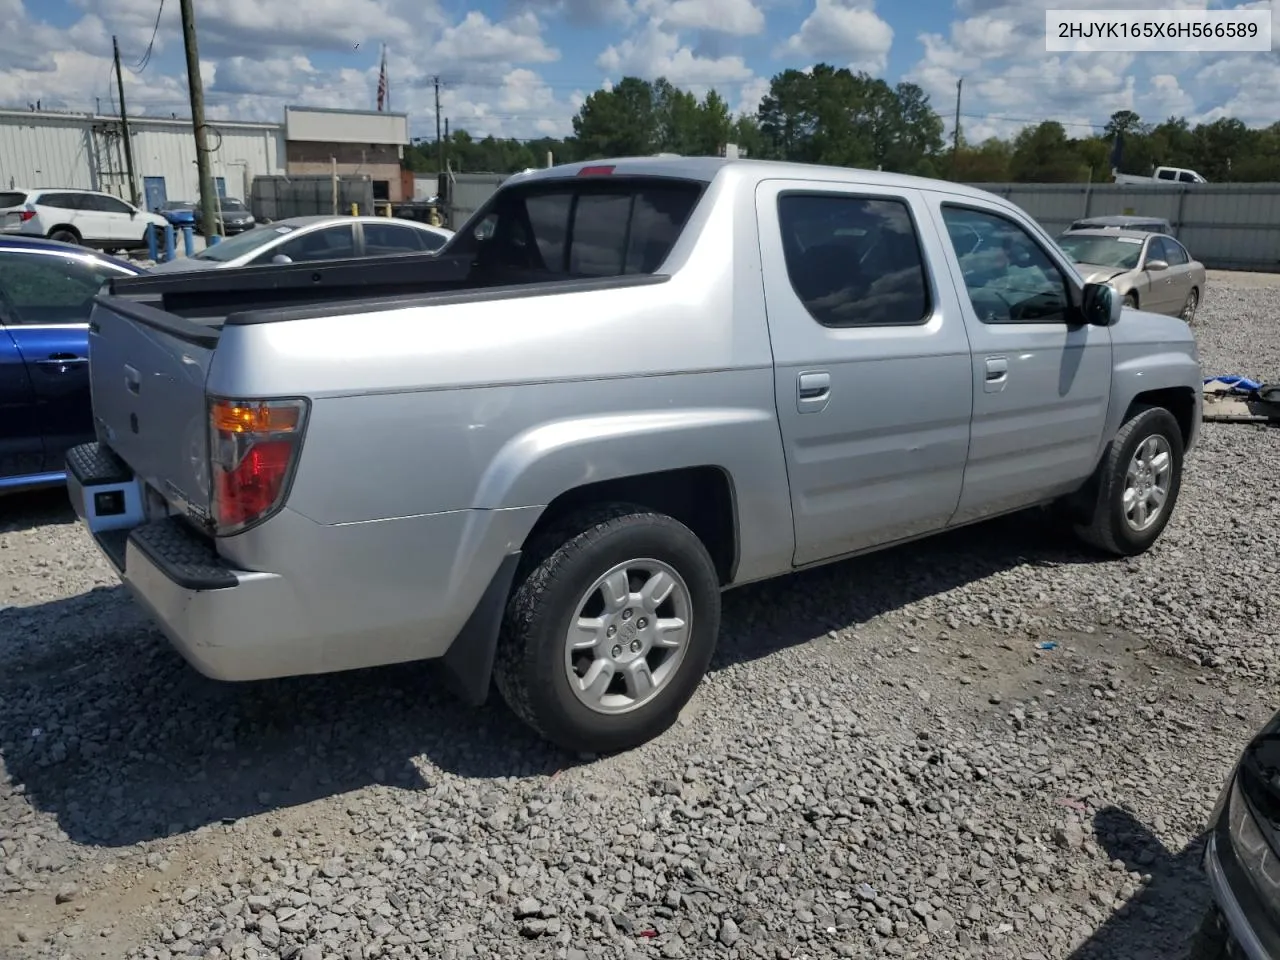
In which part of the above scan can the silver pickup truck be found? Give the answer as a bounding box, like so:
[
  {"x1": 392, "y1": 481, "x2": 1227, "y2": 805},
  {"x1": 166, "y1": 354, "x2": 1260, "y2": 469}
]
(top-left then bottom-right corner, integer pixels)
[{"x1": 67, "y1": 156, "x2": 1202, "y2": 754}]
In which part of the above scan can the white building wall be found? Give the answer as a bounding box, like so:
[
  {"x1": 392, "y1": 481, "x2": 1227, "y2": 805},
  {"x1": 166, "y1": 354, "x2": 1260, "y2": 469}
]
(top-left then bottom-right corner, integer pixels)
[
  {"x1": 0, "y1": 109, "x2": 286, "y2": 208},
  {"x1": 0, "y1": 113, "x2": 97, "y2": 189},
  {"x1": 130, "y1": 122, "x2": 285, "y2": 205}
]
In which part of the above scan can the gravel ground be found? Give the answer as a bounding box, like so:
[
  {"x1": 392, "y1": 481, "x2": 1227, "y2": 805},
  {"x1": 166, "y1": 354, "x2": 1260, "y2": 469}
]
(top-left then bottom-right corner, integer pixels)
[{"x1": 3, "y1": 272, "x2": 1279, "y2": 960}]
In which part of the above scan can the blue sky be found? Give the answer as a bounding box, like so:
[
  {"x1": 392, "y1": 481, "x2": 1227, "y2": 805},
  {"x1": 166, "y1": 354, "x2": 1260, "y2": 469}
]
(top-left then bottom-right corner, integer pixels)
[{"x1": 1, "y1": 0, "x2": 1275, "y2": 143}]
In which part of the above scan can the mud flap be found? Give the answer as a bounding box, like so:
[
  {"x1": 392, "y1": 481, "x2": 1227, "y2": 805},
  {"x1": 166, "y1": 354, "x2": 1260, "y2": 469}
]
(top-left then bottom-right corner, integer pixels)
[{"x1": 439, "y1": 551, "x2": 522, "y2": 707}]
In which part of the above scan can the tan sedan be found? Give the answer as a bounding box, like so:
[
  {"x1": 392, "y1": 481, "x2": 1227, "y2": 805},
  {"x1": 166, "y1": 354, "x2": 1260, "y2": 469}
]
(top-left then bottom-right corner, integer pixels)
[{"x1": 1055, "y1": 228, "x2": 1206, "y2": 324}]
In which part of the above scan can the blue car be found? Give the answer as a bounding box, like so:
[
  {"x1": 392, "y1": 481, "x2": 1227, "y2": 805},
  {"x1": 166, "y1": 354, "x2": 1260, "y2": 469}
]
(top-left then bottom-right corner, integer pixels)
[{"x1": 0, "y1": 236, "x2": 146, "y2": 494}]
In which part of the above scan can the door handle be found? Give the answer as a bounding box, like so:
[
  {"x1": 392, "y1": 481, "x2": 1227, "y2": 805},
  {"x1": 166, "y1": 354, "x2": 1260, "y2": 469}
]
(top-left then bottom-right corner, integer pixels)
[
  {"x1": 35, "y1": 353, "x2": 88, "y2": 371},
  {"x1": 984, "y1": 356, "x2": 1008, "y2": 393},
  {"x1": 798, "y1": 371, "x2": 830, "y2": 397}
]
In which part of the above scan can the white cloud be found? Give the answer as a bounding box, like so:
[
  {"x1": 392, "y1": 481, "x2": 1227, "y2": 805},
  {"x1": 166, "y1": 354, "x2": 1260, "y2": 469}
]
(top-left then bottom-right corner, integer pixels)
[
  {"x1": 635, "y1": 0, "x2": 767, "y2": 36},
  {"x1": 775, "y1": 0, "x2": 894, "y2": 74},
  {"x1": 597, "y1": 17, "x2": 755, "y2": 88},
  {"x1": 903, "y1": 0, "x2": 1278, "y2": 141}
]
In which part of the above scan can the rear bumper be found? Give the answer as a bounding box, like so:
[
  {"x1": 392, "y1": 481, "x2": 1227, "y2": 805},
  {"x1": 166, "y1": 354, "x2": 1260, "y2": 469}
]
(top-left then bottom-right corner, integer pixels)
[
  {"x1": 66, "y1": 441, "x2": 535, "y2": 688},
  {"x1": 67, "y1": 449, "x2": 311, "y2": 680}
]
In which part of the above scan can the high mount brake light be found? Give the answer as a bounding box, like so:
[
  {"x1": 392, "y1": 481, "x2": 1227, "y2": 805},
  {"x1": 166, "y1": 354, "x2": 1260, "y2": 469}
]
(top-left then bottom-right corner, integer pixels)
[
  {"x1": 578, "y1": 165, "x2": 615, "y2": 176},
  {"x1": 209, "y1": 398, "x2": 308, "y2": 534}
]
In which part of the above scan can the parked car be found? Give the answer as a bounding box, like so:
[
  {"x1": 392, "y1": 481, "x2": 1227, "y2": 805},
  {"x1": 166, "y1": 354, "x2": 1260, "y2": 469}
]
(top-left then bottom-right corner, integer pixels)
[
  {"x1": 0, "y1": 236, "x2": 146, "y2": 493},
  {"x1": 158, "y1": 201, "x2": 196, "y2": 227},
  {"x1": 1067, "y1": 214, "x2": 1174, "y2": 235},
  {"x1": 191, "y1": 197, "x2": 256, "y2": 236},
  {"x1": 0, "y1": 188, "x2": 169, "y2": 252},
  {"x1": 146, "y1": 215, "x2": 455, "y2": 272},
  {"x1": 1192, "y1": 707, "x2": 1280, "y2": 958},
  {"x1": 67, "y1": 156, "x2": 1201, "y2": 755},
  {"x1": 1055, "y1": 228, "x2": 1205, "y2": 323}
]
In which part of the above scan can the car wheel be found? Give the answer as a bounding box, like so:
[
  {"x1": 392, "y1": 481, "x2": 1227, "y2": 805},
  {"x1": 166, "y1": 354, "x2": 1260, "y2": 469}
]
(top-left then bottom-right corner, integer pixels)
[
  {"x1": 1122, "y1": 292, "x2": 1138, "y2": 309},
  {"x1": 1181, "y1": 288, "x2": 1199, "y2": 324},
  {"x1": 493, "y1": 503, "x2": 721, "y2": 755},
  {"x1": 48, "y1": 228, "x2": 80, "y2": 245},
  {"x1": 1074, "y1": 404, "x2": 1184, "y2": 556},
  {"x1": 1183, "y1": 906, "x2": 1229, "y2": 960}
]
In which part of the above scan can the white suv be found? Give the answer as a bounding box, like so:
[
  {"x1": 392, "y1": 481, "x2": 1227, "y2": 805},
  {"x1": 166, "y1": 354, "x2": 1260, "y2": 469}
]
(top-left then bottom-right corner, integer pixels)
[{"x1": 0, "y1": 188, "x2": 169, "y2": 252}]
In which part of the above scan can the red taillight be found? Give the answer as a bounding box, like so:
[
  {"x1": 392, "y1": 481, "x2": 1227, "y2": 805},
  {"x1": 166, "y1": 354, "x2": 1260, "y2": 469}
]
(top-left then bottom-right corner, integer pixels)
[
  {"x1": 578, "y1": 165, "x2": 615, "y2": 176},
  {"x1": 18, "y1": 209, "x2": 35, "y2": 222},
  {"x1": 209, "y1": 398, "x2": 307, "y2": 534}
]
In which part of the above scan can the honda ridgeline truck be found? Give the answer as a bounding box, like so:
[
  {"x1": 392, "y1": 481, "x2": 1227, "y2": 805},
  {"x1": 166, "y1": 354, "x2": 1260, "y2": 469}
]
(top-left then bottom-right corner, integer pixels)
[{"x1": 67, "y1": 157, "x2": 1202, "y2": 754}]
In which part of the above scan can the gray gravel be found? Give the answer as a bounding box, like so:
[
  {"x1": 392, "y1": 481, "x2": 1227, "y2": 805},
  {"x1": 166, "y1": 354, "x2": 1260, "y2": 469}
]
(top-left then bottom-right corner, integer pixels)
[{"x1": 2, "y1": 271, "x2": 1279, "y2": 960}]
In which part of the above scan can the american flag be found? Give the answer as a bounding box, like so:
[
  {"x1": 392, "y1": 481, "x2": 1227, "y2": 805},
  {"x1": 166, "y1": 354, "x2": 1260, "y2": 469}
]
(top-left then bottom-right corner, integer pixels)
[{"x1": 377, "y1": 46, "x2": 388, "y2": 111}]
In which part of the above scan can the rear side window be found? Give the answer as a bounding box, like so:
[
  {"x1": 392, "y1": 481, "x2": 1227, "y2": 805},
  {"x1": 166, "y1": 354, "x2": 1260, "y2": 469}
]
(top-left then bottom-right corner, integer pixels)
[
  {"x1": 777, "y1": 193, "x2": 931, "y2": 328},
  {"x1": 469, "y1": 179, "x2": 702, "y2": 279},
  {"x1": 0, "y1": 192, "x2": 26, "y2": 208},
  {"x1": 0, "y1": 252, "x2": 125, "y2": 324},
  {"x1": 36, "y1": 193, "x2": 79, "y2": 210}
]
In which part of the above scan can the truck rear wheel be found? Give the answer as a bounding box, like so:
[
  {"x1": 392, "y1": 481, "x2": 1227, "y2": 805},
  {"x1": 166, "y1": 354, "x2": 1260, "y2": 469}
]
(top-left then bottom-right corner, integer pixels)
[
  {"x1": 494, "y1": 503, "x2": 721, "y2": 755},
  {"x1": 1074, "y1": 404, "x2": 1184, "y2": 556}
]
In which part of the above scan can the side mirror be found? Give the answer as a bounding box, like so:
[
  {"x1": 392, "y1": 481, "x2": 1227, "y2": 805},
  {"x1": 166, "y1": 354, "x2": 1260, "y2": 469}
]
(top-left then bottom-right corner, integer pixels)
[
  {"x1": 130, "y1": 209, "x2": 137, "y2": 218},
  {"x1": 1145, "y1": 259, "x2": 1168, "y2": 272},
  {"x1": 271, "y1": 254, "x2": 292, "y2": 265},
  {"x1": 1081, "y1": 282, "x2": 1121, "y2": 327}
]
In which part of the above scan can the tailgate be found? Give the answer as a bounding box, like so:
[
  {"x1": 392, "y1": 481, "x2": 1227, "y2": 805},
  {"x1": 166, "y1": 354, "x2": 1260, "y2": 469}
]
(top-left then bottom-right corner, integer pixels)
[{"x1": 88, "y1": 296, "x2": 218, "y2": 523}]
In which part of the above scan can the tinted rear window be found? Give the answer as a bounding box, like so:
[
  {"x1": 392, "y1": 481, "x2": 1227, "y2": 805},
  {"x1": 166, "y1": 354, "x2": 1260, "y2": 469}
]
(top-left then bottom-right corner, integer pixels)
[
  {"x1": 467, "y1": 178, "x2": 702, "y2": 279},
  {"x1": 0, "y1": 192, "x2": 27, "y2": 208}
]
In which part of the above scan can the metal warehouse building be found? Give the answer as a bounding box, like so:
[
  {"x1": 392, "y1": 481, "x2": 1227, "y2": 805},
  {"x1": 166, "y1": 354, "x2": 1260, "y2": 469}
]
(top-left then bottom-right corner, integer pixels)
[{"x1": 0, "y1": 104, "x2": 410, "y2": 212}]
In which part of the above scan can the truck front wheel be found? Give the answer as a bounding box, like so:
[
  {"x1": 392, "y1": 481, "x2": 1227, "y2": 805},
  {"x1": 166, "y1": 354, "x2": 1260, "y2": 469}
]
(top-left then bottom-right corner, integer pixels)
[
  {"x1": 1074, "y1": 404, "x2": 1185, "y2": 556},
  {"x1": 494, "y1": 503, "x2": 721, "y2": 754}
]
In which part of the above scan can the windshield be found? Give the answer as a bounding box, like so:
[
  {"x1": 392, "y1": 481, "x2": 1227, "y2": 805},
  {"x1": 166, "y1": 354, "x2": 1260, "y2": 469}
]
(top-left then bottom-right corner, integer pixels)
[
  {"x1": 193, "y1": 224, "x2": 293, "y2": 261},
  {"x1": 164, "y1": 201, "x2": 193, "y2": 210},
  {"x1": 220, "y1": 199, "x2": 247, "y2": 211},
  {"x1": 1055, "y1": 234, "x2": 1143, "y2": 269}
]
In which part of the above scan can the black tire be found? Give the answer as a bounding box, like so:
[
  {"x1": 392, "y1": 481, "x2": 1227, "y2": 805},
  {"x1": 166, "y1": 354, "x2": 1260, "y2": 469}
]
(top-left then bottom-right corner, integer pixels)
[
  {"x1": 1074, "y1": 404, "x2": 1184, "y2": 556},
  {"x1": 493, "y1": 503, "x2": 721, "y2": 755},
  {"x1": 48, "y1": 227, "x2": 80, "y2": 245},
  {"x1": 1123, "y1": 292, "x2": 1138, "y2": 308},
  {"x1": 1184, "y1": 906, "x2": 1228, "y2": 960}
]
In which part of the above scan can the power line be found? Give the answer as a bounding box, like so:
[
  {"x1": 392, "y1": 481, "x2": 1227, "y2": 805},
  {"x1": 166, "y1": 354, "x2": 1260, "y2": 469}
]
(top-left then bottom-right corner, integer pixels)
[{"x1": 129, "y1": 0, "x2": 165, "y2": 74}]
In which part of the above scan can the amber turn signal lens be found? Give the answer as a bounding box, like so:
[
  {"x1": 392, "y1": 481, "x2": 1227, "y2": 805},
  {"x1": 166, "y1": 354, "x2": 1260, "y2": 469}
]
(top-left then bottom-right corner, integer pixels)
[{"x1": 210, "y1": 400, "x2": 301, "y2": 435}]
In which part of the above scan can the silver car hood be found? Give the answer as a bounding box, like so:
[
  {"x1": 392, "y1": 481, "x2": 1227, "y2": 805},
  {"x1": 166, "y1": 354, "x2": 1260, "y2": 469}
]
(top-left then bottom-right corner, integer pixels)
[{"x1": 1075, "y1": 262, "x2": 1129, "y2": 284}]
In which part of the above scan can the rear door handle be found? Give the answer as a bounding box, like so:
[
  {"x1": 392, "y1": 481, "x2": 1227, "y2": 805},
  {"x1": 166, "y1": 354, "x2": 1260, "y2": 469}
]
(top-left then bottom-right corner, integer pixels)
[
  {"x1": 797, "y1": 371, "x2": 831, "y2": 411},
  {"x1": 38, "y1": 353, "x2": 87, "y2": 363},
  {"x1": 984, "y1": 356, "x2": 1008, "y2": 393}
]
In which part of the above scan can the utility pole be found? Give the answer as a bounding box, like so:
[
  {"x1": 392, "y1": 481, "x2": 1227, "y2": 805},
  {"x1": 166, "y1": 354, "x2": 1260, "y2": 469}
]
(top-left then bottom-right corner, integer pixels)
[
  {"x1": 179, "y1": 0, "x2": 219, "y2": 240},
  {"x1": 951, "y1": 77, "x2": 962, "y2": 177},
  {"x1": 112, "y1": 36, "x2": 140, "y2": 207},
  {"x1": 434, "y1": 76, "x2": 444, "y2": 174}
]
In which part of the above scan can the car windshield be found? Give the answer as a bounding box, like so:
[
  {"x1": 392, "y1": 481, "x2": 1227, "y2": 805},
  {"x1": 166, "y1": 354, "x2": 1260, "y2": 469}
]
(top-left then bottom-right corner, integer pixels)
[
  {"x1": 1056, "y1": 234, "x2": 1143, "y2": 269},
  {"x1": 192, "y1": 224, "x2": 293, "y2": 261},
  {"x1": 164, "y1": 201, "x2": 193, "y2": 210},
  {"x1": 220, "y1": 199, "x2": 247, "y2": 211}
]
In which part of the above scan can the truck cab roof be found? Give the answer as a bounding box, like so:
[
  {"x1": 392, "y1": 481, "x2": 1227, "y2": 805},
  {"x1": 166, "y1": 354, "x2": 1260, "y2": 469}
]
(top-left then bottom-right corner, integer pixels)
[{"x1": 509, "y1": 156, "x2": 1015, "y2": 207}]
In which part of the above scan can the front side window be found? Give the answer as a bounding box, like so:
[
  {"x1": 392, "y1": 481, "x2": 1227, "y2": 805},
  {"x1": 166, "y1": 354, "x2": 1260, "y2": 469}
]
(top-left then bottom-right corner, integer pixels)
[
  {"x1": 88, "y1": 194, "x2": 135, "y2": 215},
  {"x1": 1162, "y1": 237, "x2": 1190, "y2": 265},
  {"x1": 0, "y1": 253, "x2": 127, "y2": 324},
  {"x1": 942, "y1": 205, "x2": 1071, "y2": 324},
  {"x1": 777, "y1": 193, "x2": 931, "y2": 328}
]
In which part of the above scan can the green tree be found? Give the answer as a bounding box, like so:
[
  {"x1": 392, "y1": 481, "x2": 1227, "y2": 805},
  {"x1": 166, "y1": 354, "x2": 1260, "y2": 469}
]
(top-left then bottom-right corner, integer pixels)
[
  {"x1": 572, "y1": 77, "x2": 659, "y2": 157},
  {"x1": 1009, "y1": 122, "x2": 1086, "y2": 182}
]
